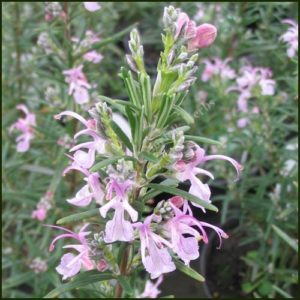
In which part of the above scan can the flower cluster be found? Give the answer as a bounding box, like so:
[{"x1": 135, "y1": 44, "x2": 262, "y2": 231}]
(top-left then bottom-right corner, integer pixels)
[
  {"x1": 28, "y1": 257, "x2": 48, "y2": 274},
  {"x1": 47, "y1": 5, "x2": 242, "y2": 297},
  {"x1": 32, "y1": 190, "x2": 54, "y2": 221},
  {"x1": 44, "y1": 2, "x2": 66, "y2": 22},
  {"x1": 9, "y1": 104, "x2": 36, "y2": 153},
  {"x1": 62, "y1": 30, "x2": 103, "y2": 105},
  {"x1": 44, "y1": 2, "x2": 101, "y2": 22},
  {"x1": 63, "y1": 65, "x2": 91, "y2": 105},
  {"x1": 72, "y1": 30, "x2": 103, "y2": 64},
  {"x1": 280, "y1": 19, "x2": 298, "y2": 58},
  {"x1": 227, "y1": 63, "x2": 276, "y2": 128},
  {"x1": 201, "y1": 57, "x2": 236, "y2": 82},
  {"x1": 51, "y1": 105, "x2": 241, "y2": 281}
]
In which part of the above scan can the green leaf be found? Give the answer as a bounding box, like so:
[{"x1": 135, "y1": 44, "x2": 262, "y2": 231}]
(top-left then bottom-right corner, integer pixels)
[
  {"x1": 174, "y1": 91, "x2": 188, "y2": 106},
  {"x1": 126, "y1": 71, "x2": 140, "y2": 107},
  {"x1": 148, "y1": 183, "x2": 218, "y2": 212},
  {"x1": 140, "y1": 179, "x2": 179, "y2": 202},
  {"x1": 185, "y1": 135, "x2": 223, "y2": 146},
  {"x1": 173, "y1": 106, "x2": 194, "y2": 125},
  {"x1": 258, "y1": 280, "x2": 273, "y2": 296},
  {"x1": 138, "y1": 151, "x2": 159, "y2": 163},
  {"x1": 136, "y1": 106, "x2": 145, "y2": 151},
  {"x1": 272, "y1": 225, "x2": 298, "y2": 252},
  {"x1": 156, "y1": 95, "x2": 174, "y2": 128},
  {"x1": 140, "y1": 73, "x2": 152, "y2": 122},
  {"x1": 97, "y1": 95, "x2": 137, "y2": 115},
  {"x1": 174, "y1": 260, "x2": 205, "y2": 282},
  {"x1": 272, "y1": 284, "x2": 293, "y2": 298},
  {"x1": 125, "y1": 106, "x2": 137, "y2": 142},
  {"x1": 110, "y1": 120, "x2": 133, "y2": 152},
  {"x1": 90, "y1": 156, "x2": 135, "y2": 172},
  {"x1": 56, "y1": 209, "x2": 101, "y2": 225},
  {"x1": 2, "y1": 272, "x2": 35, "y2": 290},
  {"x1": 44, "y1": 271, "x2": 114, "y2": 298}
]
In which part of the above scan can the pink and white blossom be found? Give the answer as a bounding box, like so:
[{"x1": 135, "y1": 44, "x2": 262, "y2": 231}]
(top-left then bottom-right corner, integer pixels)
[
  {"x1": 133, "y1": 215, "x2": 175, "y2": 279},
  {"x1": 63, "y1": 165, "x2": 104, "y2": 206},
  {"x1": 237, "y1": 118, "x2": 249, "y2": 128},
  {"x1": 83, "y1": 50, "x2": 104, "y2": 64},
  {"x1": 63, "y1": 65, "x2": 91, "y2": 104},
  {"x1": 165, "y1": 202, "x2": 228, "y2": 265},
  {"x1": 139, "y1": 276, "x2": 163, "y2": 298},
  {"x1": 100, "y1": 177, "x2": 138, "y2": 242},
  {"x1": 31, "y1": 190, "x2": 53, "y2": 221},
  {"x1": 280, "y1": 20, "x2": 298, "y2": 58},
  {"x1": 83, "y1": 2, "x2": 101, "y2": 12},
  {"x1": 201, "y1": 57, "x2": 236, "y2": 82},
  {"x1": 47, "y1": 224, "x2": 94, "y2": 280},
  {"x1": 174, "y1": 144, "x2": 242, "y2": 211},
  {"x1": 9, "y1": 104, "x2": 36, "y2": 152},
  {"x1": 55, "y1": 111, "x2": 105, "y2": 169}
]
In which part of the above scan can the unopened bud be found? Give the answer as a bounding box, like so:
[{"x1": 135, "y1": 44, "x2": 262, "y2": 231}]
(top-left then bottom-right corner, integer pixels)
[
  {"x1": 187, "y1": 24, "x2": 217, "y2": 51},
  {"x1": 178, "y1": 52, "x2": 188, "y2": 61},
  {"x1": 167, "y1": 48, "x2": 176, "y2": 64},
  {"x1": 176, "y1": 77, "x2": 196, "y2": 92},
  {"x1": 126, "y1": 54, "x2": 138, "y2": 73}
]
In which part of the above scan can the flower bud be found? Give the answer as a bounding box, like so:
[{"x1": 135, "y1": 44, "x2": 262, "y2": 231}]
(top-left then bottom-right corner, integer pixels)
[
  {"x1": 169, "y1": 196, "x2": 184, "y2": 208},
  {"x1": 176, "y1": 77, "x2": 196, "y2": 92},
  {"x1": 177, "y1": 52, "x2": 188, "y2": 61},
  {"x1": 126, "y1": 54, "x2": 138, "y2": 73},
  {"x1": 175, "y1": 12, "x2": 189, "y2": 39},
  {"x1": 187, "y1": 24, "x2": 217, "y2": 51},
  {"x1": 167, "y1": 48, "x2": 176, "y2": 64}
]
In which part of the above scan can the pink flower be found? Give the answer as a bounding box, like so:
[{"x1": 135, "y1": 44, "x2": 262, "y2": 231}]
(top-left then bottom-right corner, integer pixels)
[
  {"x1": 97, "y1": 259, "x2": 108, "y2": 272},
  {"x1": 201, "y1": 59, "x2": 216, "y2": 82},
  {"x1": 139, "y1": 276, "x2": 163, "y2": 298},
  {"x1": 165, "y1": 202, "x2": 228, "y2": 265},
  {"x1": 252, "y1": 106, "x2": 260, "y2": 114},
  {"x1": 175, "y1": 12, "x2": 190, "y2": 39},
  {"x1": 259, "y1": 79, "x2": 276, "y2": 96},
  {"x1": 55, "y1": 111, "x2": 105, "y2": 169},
  {"x1": 31, "y1": 190, "x2": 53, "y2": 222},
  {"x1": 9, "y1": 104, "x2": 36, "y2": 152},
  {"x1": 237, "y1": 117, "x2": 249, "y2": 128},
  {"x1": 85, "y1": 30, "x2": 101, "y2": 44},
  {"x1": 63, "y1": 65, "x2": 91, "y2": 104},
  {"x1": 175, "y1": 12, "x2": 217, "y2": 50},
  {"x1": 133, "y1": 215, "x2": 175, "y2": 279},
  {"x1": 31, "y1": 208, "x2": 47, "y2": 221},
  {"x1": 280, "y1": 20, "x2": 298, "y2": 58},
  {"x1": 165, "y1": 204, "x2": 207, "y2": 265},
  {"x1": 83, "y1": 50, "x2": 103, "y2": 64},
  {"x1": 188, "y1": 23, "x2": 217, "y2": 51},
  {"x1": 174, "y1": 144, "x2": 242, "y2": 211},
  {"x1": 99, "y1": 178, "x2": 138, "y2": 242},
  {"x1": 63, "y1": 165, "x2": 104, "y2": 206},
  {"x1": 83, "y1": 2, "x2": 101, "y2": 12},
  {"x1": 46, "y1": 224, "x2": 94, "y2": 280},
  {"x1": 201, "y1": 57, "x2": 236, "y2": 82},
  {"x1": 237, "y1": 90, "x2": 251, "y2": 112}
]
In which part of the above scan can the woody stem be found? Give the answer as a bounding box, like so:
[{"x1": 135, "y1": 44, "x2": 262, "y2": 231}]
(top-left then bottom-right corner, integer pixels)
[{"x1": 115, "y1": 244, "x2": 130, "y2": 298}]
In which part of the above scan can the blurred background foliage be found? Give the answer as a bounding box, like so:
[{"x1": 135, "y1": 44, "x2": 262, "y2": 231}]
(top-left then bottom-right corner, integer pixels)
[{"x1": 2, "y1": 2, "x2": 298, "y2": 298}]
